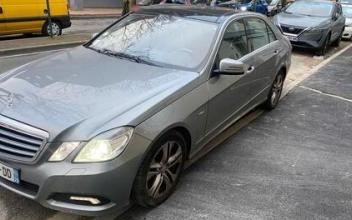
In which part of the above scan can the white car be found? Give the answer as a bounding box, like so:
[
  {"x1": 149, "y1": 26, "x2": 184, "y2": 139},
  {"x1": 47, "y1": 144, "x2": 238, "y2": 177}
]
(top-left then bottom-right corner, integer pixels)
[{"x1": 342, "y1": 4, "x2": 352, "y2": 40}]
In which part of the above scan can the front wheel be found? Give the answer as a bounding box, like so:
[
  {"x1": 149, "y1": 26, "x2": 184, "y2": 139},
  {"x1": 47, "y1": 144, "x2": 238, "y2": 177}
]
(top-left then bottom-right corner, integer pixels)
[
  {"x1": 317, "y1": 34, "x2": 330, "y2": 56},
  {"x1": 332, "y1": 30, "x2": 343, "y2": 47},
  {"x1": 42, "y1": 21, "x2": 62, "y2": 36},
  {"x1": 132, "y1": 131, "x2": 186, "y2": 207},
  {"x1": 264, "y1": 71, "x2": 285, "y2": 110}
]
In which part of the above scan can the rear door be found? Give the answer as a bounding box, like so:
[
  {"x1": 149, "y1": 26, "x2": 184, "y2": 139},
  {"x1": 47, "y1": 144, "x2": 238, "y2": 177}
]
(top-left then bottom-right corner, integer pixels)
[
  {"x1": 243, "y1": 17, "x2": 281, "y2": 98},
  {"x1": 0, "y1": 0, "x2": 6, "y2": 35},
  {"x1": 3, "y1": 0, "x2": 46, "y2": 34}
]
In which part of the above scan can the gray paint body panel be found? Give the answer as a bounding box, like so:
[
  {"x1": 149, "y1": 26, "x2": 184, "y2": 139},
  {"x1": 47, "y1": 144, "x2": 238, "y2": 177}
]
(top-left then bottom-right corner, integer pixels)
[{"x1": 0, "y1": 8, "x2": 291, "y2": 216}]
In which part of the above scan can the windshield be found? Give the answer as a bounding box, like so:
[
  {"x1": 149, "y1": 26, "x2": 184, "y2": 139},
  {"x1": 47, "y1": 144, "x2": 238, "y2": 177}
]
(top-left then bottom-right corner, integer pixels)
[
  {"x1": 343, "y1": 6, "x2": 352, "y2": 17},
  {"x1": 87, "y1": 14, "x2": 218, "y2": 71},
  {"x1": 285, "y1": 1, "x2": 333, "y2": 17}
]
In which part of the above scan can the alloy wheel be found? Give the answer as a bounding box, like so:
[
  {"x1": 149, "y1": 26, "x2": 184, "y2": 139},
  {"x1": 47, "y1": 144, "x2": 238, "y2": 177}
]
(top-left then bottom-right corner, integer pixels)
[
  {"x1": 146, "y1": 140, "x2": 183, "y2": 199},
  {"x1": 47, "y1": 22, "x2": 61, "y2": 36},
  {"x1": 270, "y1": 74, "x2": 284, "y2": 106}
]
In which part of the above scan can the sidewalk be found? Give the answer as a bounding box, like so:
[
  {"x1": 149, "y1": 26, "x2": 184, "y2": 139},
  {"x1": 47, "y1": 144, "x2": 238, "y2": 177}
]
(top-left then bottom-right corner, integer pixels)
[
  {"x1": 70, "y1": 8, "x2": 122, "y2": 19},
  {"x1": 0, "y1": 34, "x2": 90, "y2": 56}
]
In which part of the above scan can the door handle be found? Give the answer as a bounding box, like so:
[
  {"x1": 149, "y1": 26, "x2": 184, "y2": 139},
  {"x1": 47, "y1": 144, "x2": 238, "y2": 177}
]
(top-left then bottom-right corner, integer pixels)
[
  {"x1": 274, "y1": 49, "x2": 279, "y2": 54},
  {"x1": 247, "y1": 66, "x2": 255, "y2": 73},
  {"x1": 0, "y1": 7, "x2": 3, "y2": 14}
]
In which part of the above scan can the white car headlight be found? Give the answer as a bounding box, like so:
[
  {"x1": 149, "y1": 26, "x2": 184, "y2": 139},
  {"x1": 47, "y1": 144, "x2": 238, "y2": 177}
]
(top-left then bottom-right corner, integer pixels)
[
  {"x1": 74, "y1": 127, "x2": 133, "y2": 163},
  {"x1": 49, "y1": 142, "x2": 80, "y2": 162}
]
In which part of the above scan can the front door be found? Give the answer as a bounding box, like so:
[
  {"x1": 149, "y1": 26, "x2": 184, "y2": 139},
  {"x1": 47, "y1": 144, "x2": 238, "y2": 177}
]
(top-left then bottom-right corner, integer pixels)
[{"x1": 206, "y1": 19, "x2": 256, "y2": 135}]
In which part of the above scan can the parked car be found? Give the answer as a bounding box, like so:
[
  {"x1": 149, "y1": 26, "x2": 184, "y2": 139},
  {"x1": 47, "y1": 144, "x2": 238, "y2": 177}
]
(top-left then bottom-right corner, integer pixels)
[
  {"x1": 342, "y1": 4, "x2": 352, "y2": 40},
  {"x1": 0, "y1": 5, "x2": 291, "y2": 216},
  {"x1": 272, "y1": 0, "x2": 345, "y2": 55},
  {"x1": 0, "y1": 0, "x2": 71, "y2": 36},
  {"x1": 341, "y1": 0, "x2": 352, "y2": 5},
  {"x1": 216, "y1": 0, "x2": 269, "y2": 15},
  {"x1": 267, "y1": 0, "x2": 283, "y2": 16}
]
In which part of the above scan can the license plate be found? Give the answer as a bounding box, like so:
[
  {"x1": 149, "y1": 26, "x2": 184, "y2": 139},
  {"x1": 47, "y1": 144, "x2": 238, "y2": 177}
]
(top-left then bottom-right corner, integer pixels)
[
  {"x1": 0, "y1": 162, "x2": 20, "y2": 184},
  {"x1": 286, "y1": 35, "x2": 298, "y2": 42}
]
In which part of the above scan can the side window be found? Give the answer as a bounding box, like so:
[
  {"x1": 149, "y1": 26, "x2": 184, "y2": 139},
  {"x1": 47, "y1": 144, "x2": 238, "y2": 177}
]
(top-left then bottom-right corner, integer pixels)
[
  {"x1": 244, "y1": 18, "x2": 270, "y2": 51},
  {"x1": 267, "y1": 25, "x2": 277, "y2": 42},
  {"x1": 217, "y1": 19, "x2": 249, "y2": 62}
]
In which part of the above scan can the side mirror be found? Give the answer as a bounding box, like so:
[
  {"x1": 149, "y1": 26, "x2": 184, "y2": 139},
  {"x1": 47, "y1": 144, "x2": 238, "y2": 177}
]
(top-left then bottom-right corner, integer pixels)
[{"x1": 214, "y1": 58, "x2": 245, "y2": 76}]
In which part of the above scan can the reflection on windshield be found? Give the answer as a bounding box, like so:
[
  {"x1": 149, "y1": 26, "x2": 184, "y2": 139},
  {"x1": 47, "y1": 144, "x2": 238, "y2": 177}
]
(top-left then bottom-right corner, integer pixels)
[
  {"x1": 285, "y1": 1, "x2": 333, "y2": 17},
  {"x1": 88, "y1": 15, "x2": 218, "y2": 71}
]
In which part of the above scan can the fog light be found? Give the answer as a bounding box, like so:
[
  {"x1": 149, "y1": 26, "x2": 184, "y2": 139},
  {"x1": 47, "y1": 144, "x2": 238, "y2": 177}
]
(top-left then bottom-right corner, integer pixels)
[{"x1": 69, "y1": 196, "x2": 101, "y2": 205}]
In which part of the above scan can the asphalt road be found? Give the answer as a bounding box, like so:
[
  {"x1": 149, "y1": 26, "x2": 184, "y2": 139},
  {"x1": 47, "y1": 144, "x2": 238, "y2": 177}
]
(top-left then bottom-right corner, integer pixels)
[{"x1": 0, "y1": 42, "x2": 351, "y2": 220}]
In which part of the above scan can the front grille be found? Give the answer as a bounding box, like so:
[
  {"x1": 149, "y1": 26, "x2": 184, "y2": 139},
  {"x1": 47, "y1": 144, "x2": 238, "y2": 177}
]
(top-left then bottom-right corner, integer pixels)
[
  {"x1": 0, "y1": 115, "x2": 48, "y2": 162},
  {"x1": 281, "y1": 25, "x2": 305, "y2": 35}
]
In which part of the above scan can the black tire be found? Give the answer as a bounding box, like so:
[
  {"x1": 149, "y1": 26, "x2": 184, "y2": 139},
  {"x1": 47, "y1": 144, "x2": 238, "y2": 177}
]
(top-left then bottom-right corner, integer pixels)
[
  {"x1": 132, "y1": 130, "x2": 186, "y2": 208},
  {"x1": 42, "y1": 21, "x2": 62, "y2": 36},
  {"x1": 332, "y1": 30, "x2": 343, "y2": 47},
  {"x1": 317, "y1": 34, "x2": 330, "y2": 56},
  {"x1": 264, "y1": 71, "x2": 285, "y2": 110}
]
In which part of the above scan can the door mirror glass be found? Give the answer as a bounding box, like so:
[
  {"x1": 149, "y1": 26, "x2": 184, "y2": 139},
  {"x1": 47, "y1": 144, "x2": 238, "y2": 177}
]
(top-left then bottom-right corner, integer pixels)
[{"x1": 217, "y1": 58, "x2": 245, "y2": 75}]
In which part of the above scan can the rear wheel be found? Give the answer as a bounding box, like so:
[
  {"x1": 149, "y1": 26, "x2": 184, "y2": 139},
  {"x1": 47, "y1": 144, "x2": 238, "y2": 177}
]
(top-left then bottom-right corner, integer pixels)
[
  {"x1": 133, "y1": 131, "x2": 186, "y2": 207},
  {"x1": 42, "y1": 21, "x2": 62, "y2": 36},
  {"x1": 264, "y1": 71, "x2": 285, "y2": 110}
]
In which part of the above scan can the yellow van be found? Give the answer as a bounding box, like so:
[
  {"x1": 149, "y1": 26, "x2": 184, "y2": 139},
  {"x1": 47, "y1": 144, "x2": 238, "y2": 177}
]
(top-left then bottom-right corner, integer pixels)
[{"x1": 0, "y1": 0, "x2": 71, "y2": 36}]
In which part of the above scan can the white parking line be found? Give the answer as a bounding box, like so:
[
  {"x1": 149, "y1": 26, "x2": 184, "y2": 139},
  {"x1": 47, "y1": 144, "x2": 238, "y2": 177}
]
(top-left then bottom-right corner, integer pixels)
[
  {"x1": 299, "y1": 86, "x2": 352, "y2": 103},
  {"x1": 282, "y1": 43, "x2": 352, "y2": 97}
]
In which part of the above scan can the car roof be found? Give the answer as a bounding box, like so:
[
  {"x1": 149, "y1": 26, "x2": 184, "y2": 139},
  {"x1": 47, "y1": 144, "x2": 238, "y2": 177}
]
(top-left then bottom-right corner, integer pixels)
[{"x1": 134, "y1": 5, "x2": 238, "y2": 23}]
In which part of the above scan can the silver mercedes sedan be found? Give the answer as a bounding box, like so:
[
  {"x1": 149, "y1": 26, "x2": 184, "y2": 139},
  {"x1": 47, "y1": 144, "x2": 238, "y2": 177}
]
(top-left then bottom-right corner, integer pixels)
[{"x1": 0, "y1": 5, "x2": 291, "y2": 216}]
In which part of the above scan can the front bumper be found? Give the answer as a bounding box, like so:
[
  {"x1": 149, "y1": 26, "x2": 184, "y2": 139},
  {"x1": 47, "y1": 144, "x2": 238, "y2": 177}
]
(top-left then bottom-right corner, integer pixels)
[
  {"x1": 342, "y1": 26, "x2": 352, "y2": 39},
  {"x1": 0, "y1": 133, "x2": 151, "y2": 216},
  {"x1": 283, "y1": 29, "x2": 328, "y2": 50}
]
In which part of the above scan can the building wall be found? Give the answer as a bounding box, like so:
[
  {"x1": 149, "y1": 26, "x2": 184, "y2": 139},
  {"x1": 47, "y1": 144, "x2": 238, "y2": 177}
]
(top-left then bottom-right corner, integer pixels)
[
  {"x1": 84, "y1": 0, "x2": 122, "y2": 7},
  {"x1": 69, "y1": 0, "x2": 122, "y2": 9}
]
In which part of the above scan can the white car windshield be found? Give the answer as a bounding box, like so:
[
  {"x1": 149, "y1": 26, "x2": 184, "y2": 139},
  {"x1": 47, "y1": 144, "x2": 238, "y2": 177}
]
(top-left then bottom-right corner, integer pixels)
[
  {"x1": 88, "y1": 14, "x2": 219, "y2": 71},
  {"x1": 285, "y1": 1, "x2": 333, "y2": 17}
]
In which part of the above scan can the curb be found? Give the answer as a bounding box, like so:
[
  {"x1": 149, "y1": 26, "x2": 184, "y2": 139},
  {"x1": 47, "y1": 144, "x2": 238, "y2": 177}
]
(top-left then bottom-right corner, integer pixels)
[{"x1": 0, "y1": 41, "x2": 87, "y2": 57}]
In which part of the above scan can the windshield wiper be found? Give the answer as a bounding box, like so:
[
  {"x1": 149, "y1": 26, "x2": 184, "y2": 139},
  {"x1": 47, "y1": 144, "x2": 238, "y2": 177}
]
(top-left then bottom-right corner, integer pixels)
[{"x1": 98, "y1": 49, "x2": 160, "y2": 67}]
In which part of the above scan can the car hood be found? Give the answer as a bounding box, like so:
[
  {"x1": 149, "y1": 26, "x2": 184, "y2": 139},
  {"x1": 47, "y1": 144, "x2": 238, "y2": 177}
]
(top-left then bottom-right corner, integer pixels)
[
  {"x1": 275, "y1": 12, "x2": 330, "y2": 28},
  {"x1": 0, "y1": 47, "x2": 199, "y2": 142}
]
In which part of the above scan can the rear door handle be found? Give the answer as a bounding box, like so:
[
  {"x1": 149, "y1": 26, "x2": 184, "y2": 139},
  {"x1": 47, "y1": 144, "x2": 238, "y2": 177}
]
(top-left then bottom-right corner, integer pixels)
[
  {"x1": 274, "y1": 49, "x2": 279, "y2": 54},
  {"x1": 247, "y1": 66, "x2": 255, "y2": 73}
]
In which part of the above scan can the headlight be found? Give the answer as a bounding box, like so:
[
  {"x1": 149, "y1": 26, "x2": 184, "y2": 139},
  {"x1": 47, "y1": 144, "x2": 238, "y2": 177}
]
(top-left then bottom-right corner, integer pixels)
[
  {"x1": 302, "y1": 27, "x2": 325, "y2": 40},
  {"x1": 240, "y1": 6, "x2": 247, "y2": 11},
  {"x1": 49, "y1": 142, "x2": 80, "y2": 162},
  {"x1": 74, "y1": 127, "x2": 133, "y2": 163}
]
